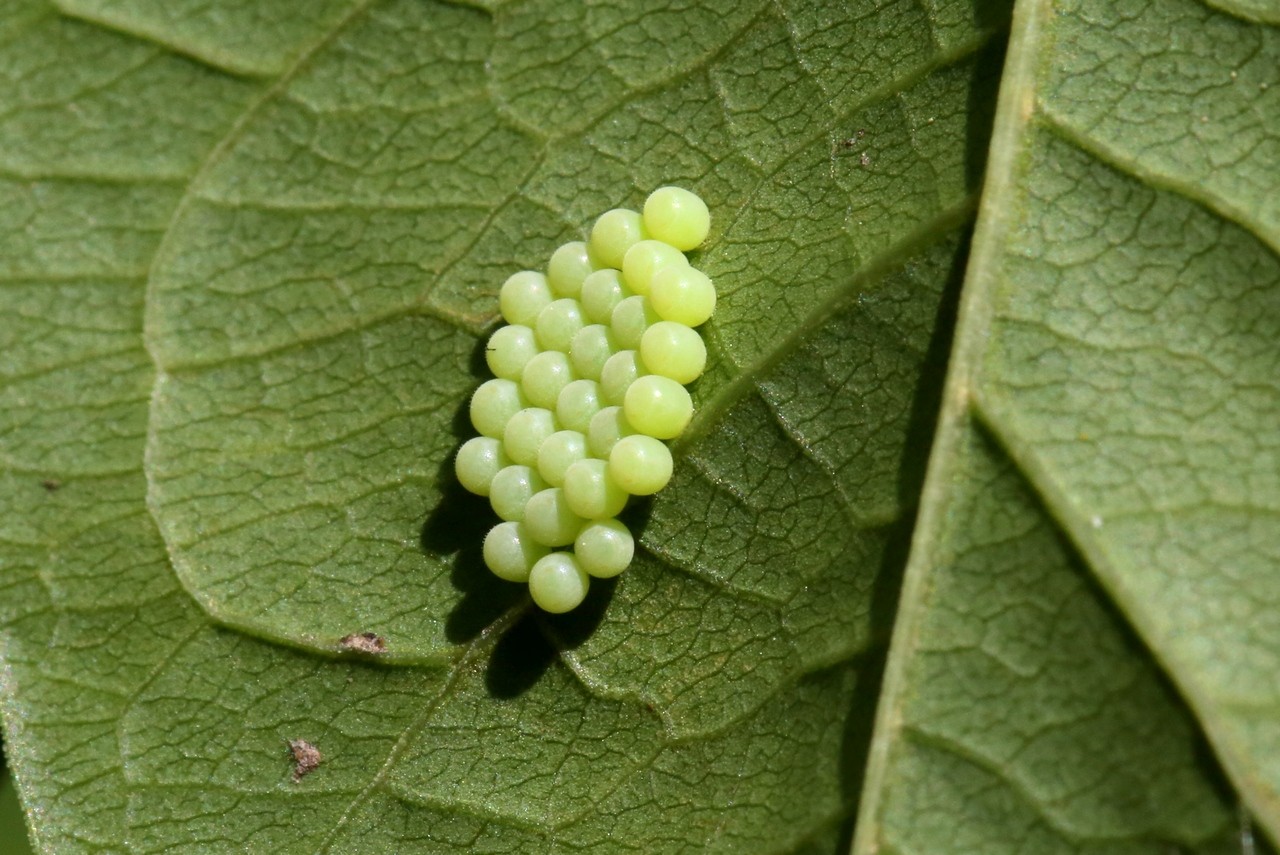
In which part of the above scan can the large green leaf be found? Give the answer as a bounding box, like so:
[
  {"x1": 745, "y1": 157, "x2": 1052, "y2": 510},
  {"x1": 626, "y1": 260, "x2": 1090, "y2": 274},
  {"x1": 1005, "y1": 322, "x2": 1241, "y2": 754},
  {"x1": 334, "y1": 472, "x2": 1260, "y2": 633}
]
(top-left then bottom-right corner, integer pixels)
[
  {"x1": 0, "y1": 0, "x2": 991, "y2": 850},
  {"x1": 0, "y1": 0, "x2": 1275, "y2": 853},
  {"x1": 853, "y1": 0, "x2": 1280, "y2": 851}
]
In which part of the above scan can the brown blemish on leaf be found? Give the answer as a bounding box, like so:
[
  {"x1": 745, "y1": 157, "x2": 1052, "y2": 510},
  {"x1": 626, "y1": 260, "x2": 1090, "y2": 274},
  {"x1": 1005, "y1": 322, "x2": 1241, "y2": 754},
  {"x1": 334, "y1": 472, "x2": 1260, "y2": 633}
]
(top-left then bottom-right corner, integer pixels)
[
  {"x1": 41, "y1": 479, "x2": 61, "y2": 492},
  {"x1": 287, "y1": 739, "x2": 322, "y2": 782},
  {"x1": 339, "y1": 632, "x2": 387, "y2": 655}
]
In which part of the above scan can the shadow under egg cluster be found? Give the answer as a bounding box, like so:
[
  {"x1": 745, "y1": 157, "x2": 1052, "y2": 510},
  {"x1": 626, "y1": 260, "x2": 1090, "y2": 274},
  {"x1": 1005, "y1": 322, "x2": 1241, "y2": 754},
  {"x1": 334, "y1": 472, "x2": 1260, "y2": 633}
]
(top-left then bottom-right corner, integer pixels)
[{"x1": 455, "y1": 186, "x2": 716, "y2": 613}]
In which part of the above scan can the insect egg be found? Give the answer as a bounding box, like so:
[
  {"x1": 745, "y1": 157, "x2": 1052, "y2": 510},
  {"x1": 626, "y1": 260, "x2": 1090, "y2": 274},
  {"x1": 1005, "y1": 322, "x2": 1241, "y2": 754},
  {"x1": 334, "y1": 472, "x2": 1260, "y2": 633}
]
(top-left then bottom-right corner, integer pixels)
[
  {"x1": 535, "y1": 298, "x2": 585, "y2": 352},
  {"x1": 521, "y1": 350, "x2": 577, "y2": 410},
  {"x1": 649, "y1": 265, "x2": 715, "y2": 327},
  {"x1": 536, "y1": 429, "x2": 589, "y2": 487},
  {"x1": 622, "y1": 239, "x2": 687, "y2": 295},
  {"x1": 483, "y1": 521, "x2": 549, "y2": 582},
  {"x1": 569, "y1": 324, "x2": 617, "y2": 381},
  {"x1": 610, "y1": 295, "x2": 660, "y2": 350},
  {"x1": 562, "y1": 458, "x2": 629, "y2": 519},
  {"x1": 485, "y1": 324, "x2": 539, "y2": 381},
  {"x1": 622, "y1": 374, "x2": 693, "y2": 440},
  {"x1": 586, "y1": 406, "x2": 634, "y2": 459},
  {"x1": 608, "y1": 434, "x2": 674, "y2": 495},
  {"x1": 523, "y1": 487, "x2": 586, "y2": 547},
  {"x1": 547, "y1": 241, "x2": 595, "y2": 298},
  {"x1": 580, "y1": 268, "x2": 631, "y2": 324},
  {"x1": 589, "y1": 208, "x2": 647, "y2": 270},
  {"x1": 599, "y1": 349, "x2": 647, "y2": 407},
  {"x1": 639, "y1": 320, "x2": 706, "y2": 385},
  {"x1": 502, "y1": 407, "x2": 558, "y2": 467},
  {"x1": 488, "y1": 464, "x2": 547, "y2": 522},
  {"x1": 643, "y1": 186, "x2": 710, "y2": 251},
  {"x1": 575, "y1": 518, "x2": 634, "y2": 579},
  {"x1": 499, "y1": 270, "x2": 553, "y2": 326},
  {"x1": 454, "y1": 436, "x2": 509, "y2": 497},
  {"x1": 556, "y1": 378, "x2": 603, "y2": 434},
  {"x1": 470, "y1": 378, "x2": 527, "y2": 439},
  {"x1": 528, "y1": 552, "x2": 590, "y2": 613}
]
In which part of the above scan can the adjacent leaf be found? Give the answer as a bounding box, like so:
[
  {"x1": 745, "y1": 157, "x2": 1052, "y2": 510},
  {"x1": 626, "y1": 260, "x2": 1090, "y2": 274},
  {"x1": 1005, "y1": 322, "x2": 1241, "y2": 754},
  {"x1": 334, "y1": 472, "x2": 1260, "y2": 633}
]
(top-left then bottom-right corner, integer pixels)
[
  {"x1": 855, "y1": 0, "x2": 1280, "y2": 850},
  {"x1": 0, "y1": 1, "x2": 1009, "y2": 851}
]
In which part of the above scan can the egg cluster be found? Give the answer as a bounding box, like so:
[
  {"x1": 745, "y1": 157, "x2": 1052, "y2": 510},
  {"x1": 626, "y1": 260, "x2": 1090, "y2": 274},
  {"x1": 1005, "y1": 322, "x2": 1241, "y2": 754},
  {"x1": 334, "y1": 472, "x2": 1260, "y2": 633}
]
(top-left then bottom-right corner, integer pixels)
[{"x1": 455, "y1": 186, "x2": 715, "y2": 613}]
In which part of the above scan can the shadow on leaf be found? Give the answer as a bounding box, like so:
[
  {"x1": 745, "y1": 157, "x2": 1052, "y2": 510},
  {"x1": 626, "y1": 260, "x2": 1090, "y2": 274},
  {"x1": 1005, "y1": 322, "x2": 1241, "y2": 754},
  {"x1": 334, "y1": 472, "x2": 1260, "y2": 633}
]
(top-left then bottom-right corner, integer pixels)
[
  {"x1": 485, "y1": 611, "x2": 556, "y2": 699},
  {"x1": 423, "y1": 334, "x2": 528, "y2": 643}
]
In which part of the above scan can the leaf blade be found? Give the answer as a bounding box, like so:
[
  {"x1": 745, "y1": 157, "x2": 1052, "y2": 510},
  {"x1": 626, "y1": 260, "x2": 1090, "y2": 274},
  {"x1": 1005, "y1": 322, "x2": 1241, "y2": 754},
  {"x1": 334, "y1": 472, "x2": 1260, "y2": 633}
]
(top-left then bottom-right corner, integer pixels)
[{"x1": 856, "y1": 0, "x2": 1280, "y2": 850}]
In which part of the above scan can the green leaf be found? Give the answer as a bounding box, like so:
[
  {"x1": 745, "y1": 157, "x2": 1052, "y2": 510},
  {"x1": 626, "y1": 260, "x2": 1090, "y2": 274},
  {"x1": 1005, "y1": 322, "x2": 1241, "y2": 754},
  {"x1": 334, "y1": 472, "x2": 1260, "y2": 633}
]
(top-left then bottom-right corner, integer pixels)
[
  {"x1": 0, "y1": 0, "x2": 1276, "y2": 852},
  {"x1": 854, "y1": 0, "x2": 1280, "y2": 851},
  {"x1": 0, "y1": 0, "x2": 1002, "y2": 851}
]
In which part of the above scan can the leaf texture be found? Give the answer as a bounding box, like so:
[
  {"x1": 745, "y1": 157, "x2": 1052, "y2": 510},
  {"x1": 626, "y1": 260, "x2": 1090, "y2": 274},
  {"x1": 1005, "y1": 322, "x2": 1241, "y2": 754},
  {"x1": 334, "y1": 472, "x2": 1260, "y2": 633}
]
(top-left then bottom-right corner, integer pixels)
[
  {"x1": 0, "y1": 0, "x2": 1009, "y2": 851},
  {"x1": 854, "y1": 0, "x2": 1280, "y2": 851}
]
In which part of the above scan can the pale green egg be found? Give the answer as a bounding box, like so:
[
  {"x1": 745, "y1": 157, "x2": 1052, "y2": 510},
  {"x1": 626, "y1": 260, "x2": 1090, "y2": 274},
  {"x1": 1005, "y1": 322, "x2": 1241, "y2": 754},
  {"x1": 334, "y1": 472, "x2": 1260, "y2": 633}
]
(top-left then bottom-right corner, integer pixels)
[
  {"x1": 608, "y1": 434, "x2": 673, "y2": 495},
  {"x1": 556, "y1": 378, "x2": 603, "y2": 434},
  {"x1": 535, "y1": 297, "x2": 585, "y2": 353},
  {"x1": 520, "y1": 350, "x2": 577, "y2": 410},
  {"x1": 502, "y1": 407, "x2": 557, "y2": 467},
  {"x1": 642, "y1": 186, "x2": 710, "y2": 251},
  {"x1": 580, "y1": 268, "x2": 631, "y2": 325},
  {"x1": 547, "y1": 241, "x2": 594, "y2": 298},
  {"x1": 485, "y1": 323, "x2": 539, "y2": 381},
  {"x1": 623, "y1": 374, "x2": 692, "y2": 439},
  {"x1": 562, "y1": 458, "x2": 629, "y2": 519},
  {"x1": 622, "y1": 239, "x2": 687, "y2": 296},
  {"x1": 610, "y1": 294, "x2": 660, "y2": 350},
  {"x1": 587, "y1": 406, "x2": 634, "y2": 459},
  {"x1": 483, "y1": 521, "x2": 548, "y2": 583},
  {"x1": 528, "y1": 552, "x2": 590, "y2": 613},
  {"x1": 537, "y1": 429, "x2": 588, "y2": 487},
  {"x1": 589, "y1": 208, "x2": 647, "y2": 270},
  {"x1": 470, "y1": 378, "x2": 526, "y2": 439},
  {"x1": 489, "y1": 464, "x2": 547, "y2": 521},
  {"x1": 455, "y1": 436, "x2": 509, "y2": 497},
  {"x1": 639, "y1": 320, "x2": 706, "y2": 385},
  {"x1": 569, "y1": 324, "x2": 617, "y2": 381},
  {"x1": 575, "y1": 518, "x2": 634, "y2": 579},
  {"x1": 499, "y1": 270, "x2": 553, "y2": 326},
  {"x1": 600, "y1": 349, "x2": 647, "y2": 406},
  {"x1": 649, "y1": 264, "x2": 715, "y2": 327},
  {"x1": 523, "y1": 487, "x2": 585, "y2": 547}
]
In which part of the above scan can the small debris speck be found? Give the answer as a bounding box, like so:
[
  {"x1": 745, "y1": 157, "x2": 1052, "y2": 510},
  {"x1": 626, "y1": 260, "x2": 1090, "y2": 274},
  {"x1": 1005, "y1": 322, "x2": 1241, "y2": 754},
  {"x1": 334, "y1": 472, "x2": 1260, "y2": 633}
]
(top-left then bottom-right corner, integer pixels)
[
  {"x1": 339, "y1": 632, "x2": 387, "y2": 655},
  {"x1": 41, "y1": 479, "x2": 61, "y2": 492},
  {"x1": 860, "y1": 152, "x2": 871, "y2": 167},
  {"x1": 1090, "y1": 515, "x2": 1103, "y2": 529},
  {"x1": 288, "y1": 739, "x2": 322, "y2": 782}
]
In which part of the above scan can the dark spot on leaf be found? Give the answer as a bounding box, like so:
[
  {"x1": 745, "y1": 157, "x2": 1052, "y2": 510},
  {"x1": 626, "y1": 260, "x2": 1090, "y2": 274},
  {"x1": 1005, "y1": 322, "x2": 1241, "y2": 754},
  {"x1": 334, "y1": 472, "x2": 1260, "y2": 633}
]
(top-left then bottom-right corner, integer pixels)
[
  {"x1": 287, "y1": 739, "x2": 322, "y2": 782},
  {"x1": 40, "y1": 479, "x2": 60, "y2": 492},
  {"x1": 338, "y1": 632, "x2": 386, "y2": 655}
]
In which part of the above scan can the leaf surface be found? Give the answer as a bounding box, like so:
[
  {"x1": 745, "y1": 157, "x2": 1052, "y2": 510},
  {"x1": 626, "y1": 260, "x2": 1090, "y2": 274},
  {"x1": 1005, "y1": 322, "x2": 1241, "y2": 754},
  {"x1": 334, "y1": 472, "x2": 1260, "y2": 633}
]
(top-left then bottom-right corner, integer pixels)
[
  {"x1": 0, "y1": 1, "x2": 1004, "y2": 851},
  {"x1": 854, "y1": 0, "x2": 1280, "y2": 851}
]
